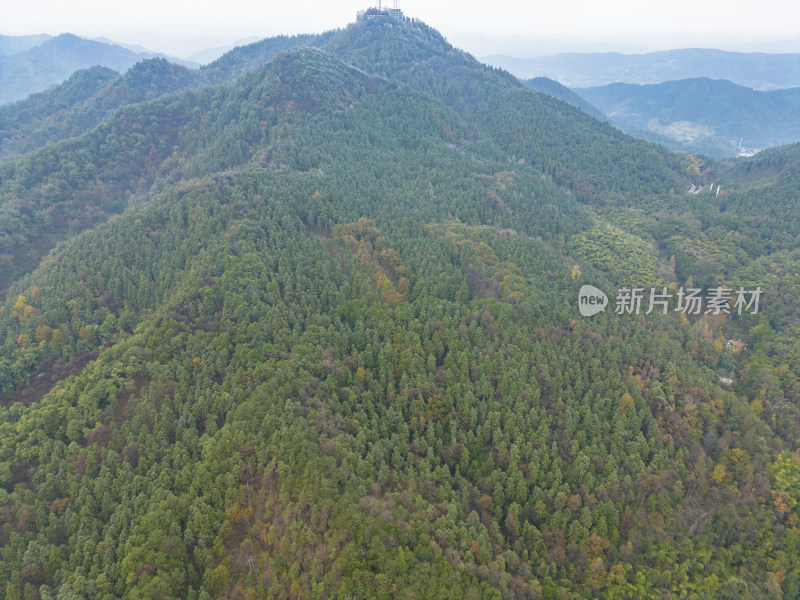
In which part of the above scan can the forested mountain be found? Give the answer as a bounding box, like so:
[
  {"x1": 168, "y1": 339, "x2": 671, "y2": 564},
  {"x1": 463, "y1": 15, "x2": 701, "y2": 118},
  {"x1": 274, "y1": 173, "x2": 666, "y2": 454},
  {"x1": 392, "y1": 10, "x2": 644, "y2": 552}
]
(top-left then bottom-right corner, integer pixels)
[
  {"x1": 485, "y1": 48, "x2": 800, "y2": 90},
  {"x1": 575, "y1": 78, "x2": 800, "y2": 157},
  {"x1": 0, "y1": 21, "x2": 689, "y2": 292},
  {"x1": 199, "y1": 32, "x2": 340, "y2": 83},
  {"x1": 1, "y1": 33, "x2": 349, "y2": 162},
  {"x1": 521, "y1": 77, "x2": 606, "y2": 121},
  {"x1": 0, "y1": 60, "x2": 200, "y2": 163},
  {"x1": 2, "y1": 16, "x2": 800, "y2": 600},
  {"x1": 0, "y1": 34, "x2": 196, "y2": 105}
]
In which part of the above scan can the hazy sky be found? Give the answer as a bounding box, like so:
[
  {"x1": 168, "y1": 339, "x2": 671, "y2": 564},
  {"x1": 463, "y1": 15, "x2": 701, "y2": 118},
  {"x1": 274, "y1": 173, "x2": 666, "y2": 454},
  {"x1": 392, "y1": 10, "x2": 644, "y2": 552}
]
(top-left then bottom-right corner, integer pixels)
[{"x1": 4, "y1": 0, "x2": 800, "y2": 58}]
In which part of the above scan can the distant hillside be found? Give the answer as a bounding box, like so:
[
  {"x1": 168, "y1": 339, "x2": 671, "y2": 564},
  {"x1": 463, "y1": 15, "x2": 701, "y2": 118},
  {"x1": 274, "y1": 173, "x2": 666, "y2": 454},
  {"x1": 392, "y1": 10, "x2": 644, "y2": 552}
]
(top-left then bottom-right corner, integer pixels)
[
  {"x1": 0, "y1": 33, "x2": 51, "y2": 56},
  {"x1": 186, "y1": 37, "x2": 262, "y2": 65},
  {"x1": 485, "y1": 48, "x2": 800, "y2": 90},
  {"x1": 187, "y1": 45, "x2": 233, "y2": 65},
  {"x1": 522, "y1": 77, "x2": 606, "y2": 120},
  {"x1": 0, "y1": 33, "x2": 193, "y2": 104},
  {"x1": 0, "y1": 59, "x2": 200, "y2": 162},
  {"x1": 575, "y1": 78, "x2": 800, "y2": 157}
]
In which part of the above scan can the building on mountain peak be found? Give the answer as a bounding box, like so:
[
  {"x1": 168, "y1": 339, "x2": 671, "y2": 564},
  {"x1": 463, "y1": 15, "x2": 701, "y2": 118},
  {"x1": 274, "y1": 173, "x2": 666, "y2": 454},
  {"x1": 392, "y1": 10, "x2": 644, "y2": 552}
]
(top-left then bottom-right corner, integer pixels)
[{"x1": 358, "y1": 1, "x2": 404, "y2": 20}]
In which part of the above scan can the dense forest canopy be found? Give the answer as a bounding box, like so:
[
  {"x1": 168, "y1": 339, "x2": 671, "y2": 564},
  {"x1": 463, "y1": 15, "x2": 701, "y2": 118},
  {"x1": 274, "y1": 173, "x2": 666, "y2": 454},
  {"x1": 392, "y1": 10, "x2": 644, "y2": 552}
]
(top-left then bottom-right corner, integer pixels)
[{"x1": 1, "y1": 15, "x2": 800, "y2": 600}]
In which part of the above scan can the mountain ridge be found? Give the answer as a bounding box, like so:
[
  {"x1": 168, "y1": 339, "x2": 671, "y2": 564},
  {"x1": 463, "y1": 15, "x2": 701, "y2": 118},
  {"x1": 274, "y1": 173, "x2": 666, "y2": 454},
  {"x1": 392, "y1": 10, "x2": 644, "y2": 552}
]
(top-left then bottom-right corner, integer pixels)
[
  {"x1": 575, "y1": 77, "x2": 800, "y2": 157},
  {"x1": 0, "y1": 59, "x2": 202, "y2": 163},
  {"x1": 522, "y1": 77, "x2": 607, "y2": 121},
  {"x1": 0, "y1": 33, "x2": 52, "y2": 56},
  {"x1": 485, "y1": 48, "x2": 800, "y2": 90},
  {"x1": 0, "y1": 33, "x2": 197, "y2": 104},
  {"x1": 0, "y1": 18, "x2": 694, "y2": 291}
]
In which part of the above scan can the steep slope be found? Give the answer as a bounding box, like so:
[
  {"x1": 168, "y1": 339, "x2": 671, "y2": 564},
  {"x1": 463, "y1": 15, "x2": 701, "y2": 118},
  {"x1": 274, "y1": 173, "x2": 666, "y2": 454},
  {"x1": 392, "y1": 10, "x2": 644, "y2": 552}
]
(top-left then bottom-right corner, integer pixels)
[
  {"x1": 0, "y1": 66, "x2": 120, "y2": 161},
  {"x1": 484, "y1": 48, "x2": 800, "y2": 90},
  {"x1": 0, "y1": 59, "x2": 200, "y2": 163},
  {"x1": 574, "y1": 139, "x2": 800, "y2": 442},
  {"x1": 576, "y1": 78, "x2": 800, "y2": 157},
  {"x1": 522, "y1": 77, "x2": 606, "y2": 121},
  {"x1": 219, "y1": 18, "x2": 690, "y2": 202},
  {"x1": 2, "y1": 18, "x2": 799, "y2": 600},
  {"x1": 0, "y1": 20, "x2": 693, "y2": 293},
  {"x1": 716, "y1": 142, "x2": 800, "y2": 240},
  {"x1": 0, "y1": 50, "x2": 304, "y2": 288}
]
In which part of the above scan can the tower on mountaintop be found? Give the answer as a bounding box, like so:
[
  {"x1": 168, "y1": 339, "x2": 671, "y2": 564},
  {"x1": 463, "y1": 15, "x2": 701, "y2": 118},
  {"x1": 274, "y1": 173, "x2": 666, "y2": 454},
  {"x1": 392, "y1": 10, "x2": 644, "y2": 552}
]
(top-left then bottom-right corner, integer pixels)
[{"x1": 358, "y1": 1, "x2": 404, "y2": 20}]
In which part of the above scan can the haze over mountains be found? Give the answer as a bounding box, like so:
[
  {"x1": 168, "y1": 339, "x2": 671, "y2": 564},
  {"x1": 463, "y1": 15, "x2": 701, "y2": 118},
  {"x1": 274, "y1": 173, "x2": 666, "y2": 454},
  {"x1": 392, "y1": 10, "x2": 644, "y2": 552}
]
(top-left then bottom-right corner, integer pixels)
[
  {"x1": 2, "y1": 14, "x2": 800, "y2": 599},
  {"x1": 0, "y1": 33, "x2": 197, "y2": 104},
  {"x1": 521, "y1": 77, "x2": 607, "y2": 121},
  {"x1": 574, "y1": 78, "x2": 800, "y2": 157},
  {"x1": 488, "y1": 49, "x2": 800, "y2": 157},
  {"x1": 0, "y1": 33, "x2": 52, "y2": 57},
  {"x1": 485, "y1": 48, "x2": 800, "y2": 90},
  {"x1": 7, "y1": 31, "x2": 800, "y2": 159}
]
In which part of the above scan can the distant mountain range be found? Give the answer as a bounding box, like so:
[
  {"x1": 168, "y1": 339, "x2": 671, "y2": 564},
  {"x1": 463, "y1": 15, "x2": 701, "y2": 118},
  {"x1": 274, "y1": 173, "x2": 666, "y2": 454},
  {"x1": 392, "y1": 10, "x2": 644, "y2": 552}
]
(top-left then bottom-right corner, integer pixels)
[
  {"x1": 574, "y1": 77, "x2": 800, "y2": 157},
  {"x1": 522, "y1": 77, "x2": 607, "y2": 121},
  {"x1": 0, "y1": 33, "x2": 197, "y2": 104},
  {"x1": 5, "y1": 31, "x2": 800, "y2": 161},
  {"x1": 0, "y1": 33, "x2": 51, "y2": 56},
  {"x1": 485, "y1": 48, "x2": 800, "y2": 90}
]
